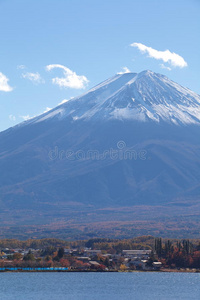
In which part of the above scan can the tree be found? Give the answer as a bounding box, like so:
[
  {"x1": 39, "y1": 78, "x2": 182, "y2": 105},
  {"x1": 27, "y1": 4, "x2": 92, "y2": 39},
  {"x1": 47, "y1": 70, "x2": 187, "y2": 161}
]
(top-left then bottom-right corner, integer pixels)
[
  {"x1": 104, "y1": 257, "x2": 110, "y2": 268},
  {"x1": 57, "y1": 247, "x2": 64, "y2": 259},
  {"x1": 13, "y1": 253, "x2": 23, "y2": 260},
  {"x1": 146, "y1": 251, "x2": 155, "y2": 267},
  {"x1": 41, "y1": 246, "x2": 57, "y2": 257},
  {"x1": 60, "y1": 258, "x2": 70, "y2": 268},
  {"x1": 155, "y1": 238, "x2": 162, "y2": 257},
  {"x1": 44, "y1": 255, "x2": 52, "y2": 261},
  {"x1": 192, "y1": 251, "x2": 200, "y2": 268},
  {"x1": 120, "y1": 264, "x2": 127, "y2": 271},
  {"x1": 23, "y1": 250, "x2": 35, "y2": 261}
]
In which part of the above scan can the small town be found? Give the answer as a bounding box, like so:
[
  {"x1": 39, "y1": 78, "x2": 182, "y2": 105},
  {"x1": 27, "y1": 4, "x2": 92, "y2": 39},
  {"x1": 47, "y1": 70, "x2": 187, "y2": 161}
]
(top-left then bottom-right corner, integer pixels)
[{"x1": 0, "y1": 237, "x2": 200, "y2": 272}]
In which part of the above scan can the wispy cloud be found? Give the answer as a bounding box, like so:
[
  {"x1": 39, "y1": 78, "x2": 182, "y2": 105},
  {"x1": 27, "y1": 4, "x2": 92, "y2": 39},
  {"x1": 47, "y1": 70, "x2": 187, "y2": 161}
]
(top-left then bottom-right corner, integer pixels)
[
  {"x1": 117, "y1": 67, "x2": 131, "y2": 74},
  {"x1": 22, "y1": 72, "x2": 45, "y2": 84},
  {"x1": 9, "y1": 114, "x2": 16, "y2": 121},
  {"x1": 0, "y1": 72, "x2": 13, "y2": 92},
  {"x1": 17, "y1": 65, "x2": 26, "y2": 70},
  {"x1": 130, "y1": 42, "x2": 187, "y2": 68},
  {"x1": 160, "y1": 64, "x2": 172, "y2": 71},
  {"x1": 46, "y1": 64, "x2": 89, "y2": 89}
]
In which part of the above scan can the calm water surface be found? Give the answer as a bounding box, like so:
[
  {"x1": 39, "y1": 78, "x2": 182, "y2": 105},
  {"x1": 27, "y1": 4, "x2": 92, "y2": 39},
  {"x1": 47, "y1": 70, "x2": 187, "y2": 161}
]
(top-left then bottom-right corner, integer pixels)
[{"x1": 0, "y1": 272, "x2": 200, "y2": 300}]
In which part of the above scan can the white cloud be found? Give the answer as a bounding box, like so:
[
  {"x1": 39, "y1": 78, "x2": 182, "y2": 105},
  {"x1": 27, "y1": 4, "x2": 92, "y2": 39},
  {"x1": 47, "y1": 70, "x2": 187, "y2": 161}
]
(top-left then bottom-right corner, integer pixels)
[
  {"x1": 9, "y1": 114, "x2": 16, "y2": 121},
  {"x1": 160, "y1": 64, "x2": 172, "y2": 71},
  {"x1": 117, "y1": 67, "x2": 131, "y2": 74},
  {"x1": 0, "y1": 72, "x2": 13, "y2": 92},
  {"x1": 17, "y1": 65, "x2": 26, "y2": 70},
  {"x1": 22, "y1": 72, "x2": 45, "y2": 84},
  {"x1": 130, "y1": 42, "x2": 188, "y2": 68},
  {"x1": 46, "y1": 64, "x2": 89, "y2": 89}
]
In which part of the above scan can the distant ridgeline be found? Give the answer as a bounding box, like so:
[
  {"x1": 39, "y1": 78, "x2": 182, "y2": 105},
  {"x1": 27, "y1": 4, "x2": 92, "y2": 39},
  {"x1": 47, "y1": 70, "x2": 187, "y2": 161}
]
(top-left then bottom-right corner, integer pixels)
[{"x1": 0, "y1": 236, "x2": 200, "y2": 251}]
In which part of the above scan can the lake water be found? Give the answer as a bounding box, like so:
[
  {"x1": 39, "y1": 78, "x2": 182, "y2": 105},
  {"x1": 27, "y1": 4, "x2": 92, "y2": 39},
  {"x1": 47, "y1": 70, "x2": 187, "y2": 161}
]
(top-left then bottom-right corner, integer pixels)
[{"x1": 0, "y1": 272, "x2": 200, "y2": 300}]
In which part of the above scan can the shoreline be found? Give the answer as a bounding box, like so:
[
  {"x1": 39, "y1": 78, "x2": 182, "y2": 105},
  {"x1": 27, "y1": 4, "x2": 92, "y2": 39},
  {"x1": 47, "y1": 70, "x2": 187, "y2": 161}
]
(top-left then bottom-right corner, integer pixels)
[{"x1": 0, "y1": 269, "x2": 199, "y2": 273}]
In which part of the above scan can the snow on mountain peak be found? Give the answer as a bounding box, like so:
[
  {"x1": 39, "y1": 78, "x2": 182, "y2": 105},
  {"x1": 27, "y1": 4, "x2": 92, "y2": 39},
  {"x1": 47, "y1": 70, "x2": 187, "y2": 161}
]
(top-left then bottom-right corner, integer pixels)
[{"x1": 25, "y1": 70, "x2": 200, "y2": 126}]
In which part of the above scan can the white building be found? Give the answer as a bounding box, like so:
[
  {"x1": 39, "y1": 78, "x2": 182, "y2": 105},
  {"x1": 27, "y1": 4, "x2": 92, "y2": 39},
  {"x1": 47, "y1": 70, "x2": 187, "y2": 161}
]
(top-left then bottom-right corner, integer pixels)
[{"x1": 122, "y1": 250, "x2": 152, "y2": 259}]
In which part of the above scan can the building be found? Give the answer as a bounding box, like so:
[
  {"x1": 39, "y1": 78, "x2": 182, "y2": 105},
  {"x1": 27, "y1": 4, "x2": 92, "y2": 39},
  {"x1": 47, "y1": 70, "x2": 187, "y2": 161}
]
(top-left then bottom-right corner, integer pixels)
[
  {"x1": 84, "y1": 250, "x2": 102, "y2": 257},
  {"x1": 152, "y1": 262, "x2": 162, "y2": 270},
  {"x1": 122, "y1": 250, "x2": 152, "y2": 259}
]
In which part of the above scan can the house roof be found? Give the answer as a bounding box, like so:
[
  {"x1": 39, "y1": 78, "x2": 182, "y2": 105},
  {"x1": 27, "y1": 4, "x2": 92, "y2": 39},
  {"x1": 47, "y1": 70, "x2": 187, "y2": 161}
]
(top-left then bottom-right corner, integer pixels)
[
  {"x1": 89, "y1": 261, "x2": 100, "y2": 266},
  {"x1": 122, "y1": 250, "x2": 151, "y2": 255}
]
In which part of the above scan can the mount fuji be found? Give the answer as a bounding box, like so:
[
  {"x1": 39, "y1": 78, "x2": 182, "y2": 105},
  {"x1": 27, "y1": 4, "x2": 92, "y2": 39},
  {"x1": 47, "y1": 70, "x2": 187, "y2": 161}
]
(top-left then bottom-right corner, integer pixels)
[
  {"x1": 0, "y1": 70, "x2": 200, "y2": 239},
  {"x1": 16, "y1": 70, "x2": 200, "y2": 125}
]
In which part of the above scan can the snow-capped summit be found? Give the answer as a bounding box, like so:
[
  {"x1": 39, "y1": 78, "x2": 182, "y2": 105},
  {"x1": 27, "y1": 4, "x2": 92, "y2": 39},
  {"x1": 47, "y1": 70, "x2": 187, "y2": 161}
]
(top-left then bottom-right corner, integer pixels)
[{"x1": 28, "y1": 70, "x2": 200, "y2": 126}]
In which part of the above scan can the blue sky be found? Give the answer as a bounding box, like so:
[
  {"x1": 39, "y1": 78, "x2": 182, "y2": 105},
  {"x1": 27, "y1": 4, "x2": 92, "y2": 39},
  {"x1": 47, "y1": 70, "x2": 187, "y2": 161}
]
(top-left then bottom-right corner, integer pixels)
[{"x1": 0, "y1": 0, "x2": 199, "y2": 131}]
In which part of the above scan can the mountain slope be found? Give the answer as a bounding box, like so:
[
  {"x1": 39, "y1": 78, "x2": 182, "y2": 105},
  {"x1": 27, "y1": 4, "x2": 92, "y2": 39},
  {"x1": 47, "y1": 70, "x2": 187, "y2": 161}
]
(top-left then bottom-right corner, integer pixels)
[
  {"x1": 10, "y1": 70, "x2": 200, "y2": 128},
  {"x1": 0, "y1": 70, "x2": 200, "y2": 237}
]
